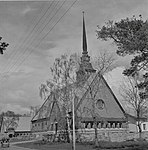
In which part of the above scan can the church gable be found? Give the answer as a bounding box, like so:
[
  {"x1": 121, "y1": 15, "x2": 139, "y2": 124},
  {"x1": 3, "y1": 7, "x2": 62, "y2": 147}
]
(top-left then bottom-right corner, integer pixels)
[
  {"x1": 76, "y1": 73, "x2": 126, "y2": 121},
  {"x1": 32, "y1": 93, "x2": 54, "y2": 121}
]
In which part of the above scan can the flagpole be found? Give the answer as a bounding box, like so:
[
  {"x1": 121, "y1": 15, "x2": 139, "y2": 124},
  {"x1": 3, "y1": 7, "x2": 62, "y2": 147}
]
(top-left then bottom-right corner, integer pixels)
[{"x1": 72, "y1": 96, "x2": 75, "y2": 150}]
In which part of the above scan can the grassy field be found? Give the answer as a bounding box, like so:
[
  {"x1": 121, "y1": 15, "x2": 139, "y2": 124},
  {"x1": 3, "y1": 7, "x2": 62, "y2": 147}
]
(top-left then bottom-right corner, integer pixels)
[{"x1": 15, "y1": 140, "x2": 148, "y2": 150}]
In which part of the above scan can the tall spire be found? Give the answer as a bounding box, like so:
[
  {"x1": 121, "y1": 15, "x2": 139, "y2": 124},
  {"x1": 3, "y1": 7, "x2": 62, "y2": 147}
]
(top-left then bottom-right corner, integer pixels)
[
  {"x1": 82, "y1": 11, "x2": 88, "y2": 55},
  {"x1": 76, "y1": 12, "x2": 96, "y2": 83}
]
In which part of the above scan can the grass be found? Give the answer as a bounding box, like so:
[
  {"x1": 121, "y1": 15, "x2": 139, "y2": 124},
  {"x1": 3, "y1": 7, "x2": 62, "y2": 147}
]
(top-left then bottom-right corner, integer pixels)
[
  {"x1": 15, "y1": 141, "x2": 93, "y2": 150},
  {"x1": 14, "y1": 140, "x2": 148, "y2": 150},
  {"x1": 10, "y1": 136, "x2": 35, "y2": 143},
  {"x1": 95, "y1": 140, "x2": 148, "y2": 150}
]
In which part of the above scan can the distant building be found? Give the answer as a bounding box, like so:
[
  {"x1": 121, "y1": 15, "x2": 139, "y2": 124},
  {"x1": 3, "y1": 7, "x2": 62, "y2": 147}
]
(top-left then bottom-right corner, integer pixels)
[
  {"x1": 126, "y1": 114, "x2": 147, "y2": 132},
  {"x1": 14, "y1": 116, "x2": 32, "y2": 137},
  {"x1": 0, "y1": 115, "x2": 32, "y2": 137},
  {"x1": 31, "y1": 13, "x2": 128, "y2": 133}
]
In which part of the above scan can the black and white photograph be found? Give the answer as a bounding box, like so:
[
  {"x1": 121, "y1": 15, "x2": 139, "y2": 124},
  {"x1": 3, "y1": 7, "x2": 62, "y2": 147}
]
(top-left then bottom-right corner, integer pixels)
[{"x1": 0, "y1": 0, "x2": 148, "y2": 149}]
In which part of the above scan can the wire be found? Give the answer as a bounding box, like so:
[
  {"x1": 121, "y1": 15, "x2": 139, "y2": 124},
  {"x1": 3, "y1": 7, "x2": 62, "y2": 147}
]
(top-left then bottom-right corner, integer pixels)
[
  {"x1": 0, "y1": 1, "x2": 54, "y2": 75},
  {"x1": 0, "y1": 1, "x2": 48, "y2": 73},
  {"x1": 0, "y1": 2, "x2": 53, "y2": 74},
  {"x1": 2, "y1": 1, "x2": 61, "y2": 75},
  {"x1": 0, "y1": 0, "x2": 77, "y2": 84},
  {"x1": 3, "y1": 1, "x2": 62, "y2": 76}
]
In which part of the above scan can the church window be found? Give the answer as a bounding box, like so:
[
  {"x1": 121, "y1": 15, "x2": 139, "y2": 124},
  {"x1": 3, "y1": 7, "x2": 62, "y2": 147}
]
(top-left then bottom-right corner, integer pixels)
[
  {"x1": 143, "y1": 124, "x2": 146, "y2": 130},
  {"x1": 85, "y1": 122, "x2": 88, "y2": 128},
  {"x1": 96, "y1": 99, "x2": 105, "y2": 110}
]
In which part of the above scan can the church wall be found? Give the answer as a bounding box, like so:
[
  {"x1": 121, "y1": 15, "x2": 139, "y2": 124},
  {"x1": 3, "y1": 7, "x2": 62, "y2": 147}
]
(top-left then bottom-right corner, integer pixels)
[
  {"x1": 31, "y1": 119, "x2": 50, "y2": 132},
  {"x1": 76, "y1": 75, "x2": 126, "y2": 121},
  {"x1": 31, "y1": 115, "x2": 65, "y2": 132}
]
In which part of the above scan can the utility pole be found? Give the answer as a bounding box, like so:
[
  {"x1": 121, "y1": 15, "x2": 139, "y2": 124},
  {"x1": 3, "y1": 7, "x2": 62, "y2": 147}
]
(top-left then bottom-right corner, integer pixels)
[
  {"x1": 0, "y1": 112, "x2": 4, "y2": 133},
  {"x1": 72, "y1": 96, "x2": 76, "y2": 150}
]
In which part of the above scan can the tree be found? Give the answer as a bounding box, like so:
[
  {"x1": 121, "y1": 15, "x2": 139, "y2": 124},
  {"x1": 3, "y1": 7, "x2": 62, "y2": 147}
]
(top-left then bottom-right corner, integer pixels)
[
  {"x1": 29, "y1": 105, "x2": 40, "y2": 117},
  {"x1": 93, "y1": 50, "x2": 115, "y2": 75},
  {"x1": 0, "y1": 111, "x2": 19, "y2": 133},
  {"x1": 96, "y1": 15, "x2": 148, "y2": 101},
  {"x1": 39, "y1": 54, "x2": 78, "y2": 142},
  {"x1": 120, "y1": 75, "x2": 147, "y2": 138},
  {"x1": 39, "y1": 83, "x2": 50, "y2": 100},
  {"x1": 77, "y1": 51, "x2": 115, "y2": 147},
  {"x1": 39, "y1": 53, "x2": 79, "y2": 100},
  {"x1": 39, "y1": 51, "x2": 115, "y2": 145},
  {"x1": 0, "y1": 37, "x2": 9, "y2": 54}
]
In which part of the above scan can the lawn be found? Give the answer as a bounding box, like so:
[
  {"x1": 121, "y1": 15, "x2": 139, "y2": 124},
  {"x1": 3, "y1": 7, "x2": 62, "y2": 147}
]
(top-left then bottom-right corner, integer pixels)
[
  {"x1": 15, "y1": 140, "x2": 148, "y2": 150},
  {"x1": 15, "y1": 141, "x2": 93, "y2": 150}
]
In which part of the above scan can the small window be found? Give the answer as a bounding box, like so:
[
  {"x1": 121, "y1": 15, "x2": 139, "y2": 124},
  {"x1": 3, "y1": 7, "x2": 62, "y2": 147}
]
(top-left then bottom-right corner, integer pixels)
[
  {"x1": 143, "y1": 124, "x2": 146, "y2": 130},
  {"x1": 96, "y1": 99, "x2": 105, "y2": 110}
]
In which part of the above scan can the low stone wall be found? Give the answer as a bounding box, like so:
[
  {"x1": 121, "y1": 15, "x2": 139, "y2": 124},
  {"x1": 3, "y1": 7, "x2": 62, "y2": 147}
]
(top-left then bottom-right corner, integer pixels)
[
  {"x1": 77, "y1": 129, "x2": 127, "y2": 142},
  {"x1": 32, "y1": 129, "x2": 148, "y2": 142},
  {"x1": 76, "y1": 129, "x2": 148, "y2": 142}
]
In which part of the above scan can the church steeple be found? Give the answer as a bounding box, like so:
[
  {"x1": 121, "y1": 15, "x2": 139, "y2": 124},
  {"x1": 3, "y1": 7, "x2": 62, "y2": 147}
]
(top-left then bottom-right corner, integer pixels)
[
  {"x1": 82, "y1": 12, "x2": 88, "y2": 55},
  {"x1": 76, "y1": 12, "x2": 96, "y2": 83}
]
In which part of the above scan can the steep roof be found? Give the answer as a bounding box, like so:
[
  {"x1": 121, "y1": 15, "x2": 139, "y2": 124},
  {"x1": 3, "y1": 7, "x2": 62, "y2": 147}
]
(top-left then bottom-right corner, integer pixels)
[
  {"x1": 32, "y1": 72, "x2": 126, "y2": 123},
  {"x1": 75, "y1": 72, "x2": 126, "y2": 121},
  {"x1": 31, "y1": 92, "x2": 62, "y2": 122},
  {"x1": 15, "y1": 117, "x2": 32, "y2": 131},
  {"x1": 32, "y1": 94, "x2": 54, "y2": 121}
]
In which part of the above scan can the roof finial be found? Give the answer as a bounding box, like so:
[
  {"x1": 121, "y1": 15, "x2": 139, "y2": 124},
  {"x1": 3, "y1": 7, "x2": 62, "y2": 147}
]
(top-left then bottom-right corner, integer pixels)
[{"x1": 82, "y1": 11, "x2": 88, "y2": 55}]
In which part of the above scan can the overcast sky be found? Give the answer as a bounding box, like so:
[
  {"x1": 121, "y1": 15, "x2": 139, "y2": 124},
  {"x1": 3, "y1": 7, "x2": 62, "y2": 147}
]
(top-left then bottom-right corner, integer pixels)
[{"x1": 0, "y1": 0, "x2": 148, "y2": 114}]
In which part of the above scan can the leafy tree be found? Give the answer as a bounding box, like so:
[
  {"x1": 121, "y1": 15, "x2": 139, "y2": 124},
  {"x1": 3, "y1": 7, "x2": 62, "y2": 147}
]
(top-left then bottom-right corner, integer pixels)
[
  {"x1": 0, "y1": 111, "x2": 19, "y2": 133},
  {"x1": 39, "y1": 54, "x2": 78, "y2": 142},
  {"x1": 0, "y1": 37, "x2": 9, "y2": 54},
  {"x1": 96, "y1": 15, "x2": 148, "y2": 76},
  {"x1": 39, "y1": 53, "x2": 79, "y2": 101},
  {"x1": 39, "y1": 83, "x2": 50, "y2": 100}
]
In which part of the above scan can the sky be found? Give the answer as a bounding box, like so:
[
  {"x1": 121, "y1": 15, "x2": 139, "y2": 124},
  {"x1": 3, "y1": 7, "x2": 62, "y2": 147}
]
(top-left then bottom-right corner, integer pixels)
[{"x1": 0, "y1": 0, "x2": 148, "y2": 114}]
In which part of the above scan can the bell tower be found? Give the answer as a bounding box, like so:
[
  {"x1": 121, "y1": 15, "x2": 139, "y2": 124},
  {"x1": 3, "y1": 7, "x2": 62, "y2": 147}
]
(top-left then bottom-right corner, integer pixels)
[{"x1": 76, "y1": 12, "x2": 96, "y2": 82}]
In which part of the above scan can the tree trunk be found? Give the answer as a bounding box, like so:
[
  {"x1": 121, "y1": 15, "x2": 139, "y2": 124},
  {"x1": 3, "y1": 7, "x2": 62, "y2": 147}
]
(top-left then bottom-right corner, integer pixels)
[
  {"x1": 137, "y1": 120, "x2": 142, "y2": 139},
  {"x1": 137, "y1": 112, "x2": 142, "y2": 139},
  {"x1": 93, "y1": 117, "x2": 99, "y2": 147}
]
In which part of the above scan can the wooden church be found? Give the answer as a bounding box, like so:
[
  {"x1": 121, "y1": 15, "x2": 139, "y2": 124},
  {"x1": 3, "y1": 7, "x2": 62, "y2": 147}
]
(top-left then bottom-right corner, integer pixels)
[{"x1": 31, "y1": 13, "x2": 127, "y2": 133}]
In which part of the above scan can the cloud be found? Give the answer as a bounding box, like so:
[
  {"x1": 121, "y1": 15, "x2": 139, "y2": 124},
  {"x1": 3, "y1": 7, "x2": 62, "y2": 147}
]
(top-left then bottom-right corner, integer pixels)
[{"x1": 21, "y1": 5, "x2": 36, "y2": 15}]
